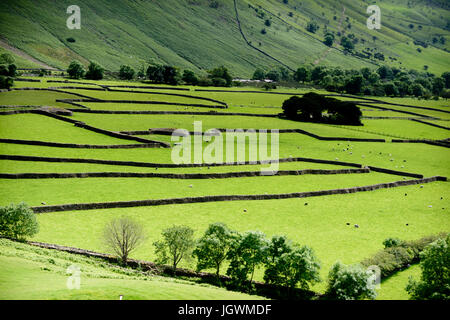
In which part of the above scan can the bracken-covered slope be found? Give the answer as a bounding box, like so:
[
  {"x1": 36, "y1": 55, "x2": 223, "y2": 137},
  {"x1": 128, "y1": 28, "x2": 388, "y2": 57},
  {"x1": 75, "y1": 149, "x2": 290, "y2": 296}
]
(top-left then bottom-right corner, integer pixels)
[{"x1": 0, "y1": 0, "x2": 449, "y2": 76}]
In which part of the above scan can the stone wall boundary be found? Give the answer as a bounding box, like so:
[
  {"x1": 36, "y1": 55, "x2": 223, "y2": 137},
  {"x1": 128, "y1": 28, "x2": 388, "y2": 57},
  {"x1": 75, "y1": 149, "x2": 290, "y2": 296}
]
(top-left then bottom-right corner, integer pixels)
[
  {"x1": 30, "y1": 176, "x2": 446, "y2": 213},
  {"x1": 0, "y1": 168, "x2": 370, "y2": 180}
]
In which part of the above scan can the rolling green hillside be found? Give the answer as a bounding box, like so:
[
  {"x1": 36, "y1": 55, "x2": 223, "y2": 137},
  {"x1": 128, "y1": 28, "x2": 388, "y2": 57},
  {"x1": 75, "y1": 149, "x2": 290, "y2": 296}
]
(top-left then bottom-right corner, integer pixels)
[
  {"x1": 0, "y1": 238, "x2": 263, "y2": 300},
  {"x1": 0, "y1": 0, "x2": 449, "y2": 76}
]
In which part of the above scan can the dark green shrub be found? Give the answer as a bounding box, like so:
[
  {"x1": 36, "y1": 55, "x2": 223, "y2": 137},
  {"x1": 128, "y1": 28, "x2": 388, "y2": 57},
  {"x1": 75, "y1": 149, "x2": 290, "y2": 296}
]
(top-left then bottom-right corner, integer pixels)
[
  {"x1": 207, "y1": 66, "x2": 232, "y2": 87},
  {"x1": 252, "y1": 68, "x2": 266, "y2": 81},
  {"x1": 306, "y1": 21, "x2": 319, "y2": 33},
  {"x1": 0, "y1": 203, "x2": 39, "y2": 240},
  {"x1": 85, "y1": 61, "x2": 104, "y2": 80},
  {"x1": 361, "y1": 233, "x2": 448, "y2": 278},
  {"x1": 198, "y1": 77, "x2": 213, "y2": 87},
  {"x1": 383, "y1": 238, "x2": 403, "y2": 248},
  {"x1": 182, "y1": 70, "x2": 198, "y2": 85},
  {"x1": 294, "y1": 67, "x2": 310, "y2": 83},
  {"x1": 67, "y1": 60, "x2": 85, "y2": 79},
  {"x1": 262, "y1": 82, "x2": 277, "y2": 91},
  {"x1": 326, "y1": 262, "x2": 377, "y2": 300},
  {"x1": 209, "y1": 0, "x2": 220, "y2": 8},
  {"x1": 5, "y1": 64, "x2": 17, "y2": 77},
  {"x1": 344, "y1": 75, "x2": 363, "y2": 94},
  {"x1": 341, "y1": 36, "x2": 354, "y2": 51},
  {"x1": 383, "y1": 83, "x2": 399, "y2": 96},
  {"x1": 406, "y1": 235, "x2": 450, "y2": 300},
  {"x1": 324, "y1": 33, "x2": 334, "y2": 47},
  {"x1": 0, "y1": 75, "x2": 13, "y2": 89},
  {"x1": 119, "y1": 65, "x2": 135, "y2": 80},
  {"x1": 0, "y1": 53, "x2": 14, "y2": 64},
  {"x1": 211, "y1": 77, "x2": 227, "y2": 87}
]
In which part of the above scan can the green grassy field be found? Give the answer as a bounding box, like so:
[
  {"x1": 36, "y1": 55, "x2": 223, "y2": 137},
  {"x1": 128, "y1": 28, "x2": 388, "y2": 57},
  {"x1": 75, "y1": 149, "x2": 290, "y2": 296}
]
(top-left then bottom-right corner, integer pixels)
[
  {"x1": 0, "y1": 78, "x2": 448, "y2": 299},
  {"x1": 0, "y1": 0, "x2": 449, "y2": 76},
  {"x1": 31, "y1": 182, "x2": 449, "y2": 293},
  {"x1": 376, "y1": 264, "x2": 420, "y2": 300},
  {"x1": 0, "y1": 239, "x2": 262, "y2": 300},
  {"x1": 0, "y1": 172, "x2": 402, "y2": 206}
]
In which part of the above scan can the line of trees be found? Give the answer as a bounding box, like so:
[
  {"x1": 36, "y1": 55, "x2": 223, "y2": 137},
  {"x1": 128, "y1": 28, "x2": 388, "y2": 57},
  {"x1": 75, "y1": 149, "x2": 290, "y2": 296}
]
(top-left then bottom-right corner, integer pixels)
[
  {"x1": 145, "y1": 64, "x2": 233, "y2": 87},
  {"x1": 116, "y1": 63, "x2": 234, "y2": 87},
  {"x1": 252, "y1": 64, "x2": 450, "y2": 99},
  {"x1": 1, "y1": 205, "x2": 446, "y2": 300},
  {"x1": 102, "y1": 218, "x2": 381, "y2": 299},
  {"x1": 67, "y1": 61, "x2": 104, "y2": 80}
]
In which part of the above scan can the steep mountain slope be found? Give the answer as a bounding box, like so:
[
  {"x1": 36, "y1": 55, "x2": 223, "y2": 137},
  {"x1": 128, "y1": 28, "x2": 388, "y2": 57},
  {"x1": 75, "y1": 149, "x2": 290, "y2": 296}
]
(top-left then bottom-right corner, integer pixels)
[{"x1": 0, "y1": 0, "x2": 449, "y2": 76}]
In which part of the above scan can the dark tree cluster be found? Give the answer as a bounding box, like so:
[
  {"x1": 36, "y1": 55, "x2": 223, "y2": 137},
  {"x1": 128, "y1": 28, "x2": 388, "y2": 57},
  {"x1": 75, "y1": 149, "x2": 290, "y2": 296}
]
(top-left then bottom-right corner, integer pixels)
[
  {"x1": 119, "y1": 65, "x2": 135, "y2": 80},
  {"x1": 251, "y1": 66, "x2": 291, "y2": 82},
  {"x1": 0, "y1": 53, "x2": 16, "y2": 89},
  {"x1": 192, "y1": 223, "x2": 321, "y2": 294},
  {"x1": 146, "y1": 64, "x2": 180, "y2": 85},
  {"x1": 67, "y1": 61, "x2": 104, "y2": 80},
  {"x1": 282, "y1": 92, "x2": 362, "y2": 125},
  {"x1": 145, "y1": 64, "x2": 233, "y2": 87}
]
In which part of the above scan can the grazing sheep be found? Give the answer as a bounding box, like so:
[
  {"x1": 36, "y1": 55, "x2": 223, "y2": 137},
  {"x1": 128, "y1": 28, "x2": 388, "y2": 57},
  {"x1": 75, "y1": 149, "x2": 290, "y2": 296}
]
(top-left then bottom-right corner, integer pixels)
[
  {"x1": 420, "y1": 185, "x2": 424, "y2": 188},
  {"x1": 346, "y1": 222, "x2": 350, "y2": 225},
  {"x1": 41, "y1": 202, "x2": 46, "y2": 205},
  {"x1": 304, "y1": 203, "x2": 308, "y2": 206},
  {"x1": 354, "y1": 224, "x2": 359, "y2": 228},
  {"x1": 428, "y1": 205, "x2": 433, "y2": 208},
  {"x1": 189, "y1": 184, "x2": 193, "y2": 188},
  {"x1": 243, "y1": 209, "x2": 247, "y2": 213}
]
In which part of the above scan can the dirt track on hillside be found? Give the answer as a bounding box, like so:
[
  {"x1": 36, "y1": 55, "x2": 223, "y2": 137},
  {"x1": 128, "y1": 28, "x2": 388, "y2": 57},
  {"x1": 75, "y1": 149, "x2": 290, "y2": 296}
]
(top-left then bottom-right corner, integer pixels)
[{"x1": 0, "y1": 38, "x2": 57, "y2": 70}]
